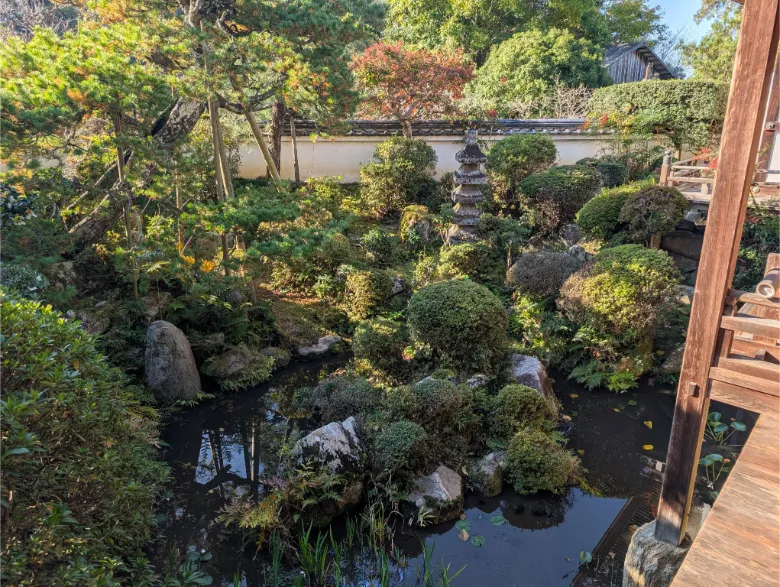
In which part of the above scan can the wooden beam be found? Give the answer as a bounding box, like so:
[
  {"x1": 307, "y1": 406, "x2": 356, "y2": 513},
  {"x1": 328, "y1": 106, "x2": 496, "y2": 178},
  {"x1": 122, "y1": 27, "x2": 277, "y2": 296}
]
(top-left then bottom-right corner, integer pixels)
[
  {"x1": 756, "y1": 53, "x2": 779, "y2": 182},
  {"x1": 721, "y1": 315, "x2": 780, "y2": 338},
  {"x1": 655, "y1": 0, "x2": 780, "y2": 546}
]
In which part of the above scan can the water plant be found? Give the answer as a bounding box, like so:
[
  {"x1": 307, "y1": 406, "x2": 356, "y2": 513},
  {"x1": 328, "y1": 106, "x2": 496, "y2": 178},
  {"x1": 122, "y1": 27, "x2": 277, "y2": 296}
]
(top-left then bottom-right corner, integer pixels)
[
  {"x1": 704, "y1": 411, "x2": 747, "y2": 445},
  {"x1": 698, "y1": 453, "x2": 731, "y2": 488}
]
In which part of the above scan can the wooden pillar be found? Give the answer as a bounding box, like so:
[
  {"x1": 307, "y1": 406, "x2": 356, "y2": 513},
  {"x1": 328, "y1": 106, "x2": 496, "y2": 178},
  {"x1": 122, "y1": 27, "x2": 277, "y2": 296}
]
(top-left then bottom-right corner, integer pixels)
[
  {"x1": 654, "y1": 0, "x2": 780, "y2": 546},
  {"x1": 756, "y1": 54, "x2": 780, "y2": 183},
  {"x1": 660, "y1": 151, "x2": 673, "y2": 186}
]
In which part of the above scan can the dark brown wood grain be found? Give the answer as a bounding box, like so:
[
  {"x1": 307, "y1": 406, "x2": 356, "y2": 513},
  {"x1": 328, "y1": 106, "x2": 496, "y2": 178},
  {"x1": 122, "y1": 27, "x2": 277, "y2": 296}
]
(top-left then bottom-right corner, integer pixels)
[{"x1": 655, "y1": 0, "x2": 780, "y2": 546}]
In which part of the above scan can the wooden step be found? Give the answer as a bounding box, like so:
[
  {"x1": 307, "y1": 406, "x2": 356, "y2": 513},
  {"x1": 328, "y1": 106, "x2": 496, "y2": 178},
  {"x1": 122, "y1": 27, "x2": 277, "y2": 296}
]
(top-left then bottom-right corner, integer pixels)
[{"x1": 721, "y1": 315, "x2": 780, "y2": 340}]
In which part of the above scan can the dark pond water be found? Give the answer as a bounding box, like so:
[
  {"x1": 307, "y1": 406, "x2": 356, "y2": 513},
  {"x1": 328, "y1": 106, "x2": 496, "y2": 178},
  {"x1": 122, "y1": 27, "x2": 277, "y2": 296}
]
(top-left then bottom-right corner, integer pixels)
[{"x1": 156, "y1": 360, "x2": 755, "y2": 586}]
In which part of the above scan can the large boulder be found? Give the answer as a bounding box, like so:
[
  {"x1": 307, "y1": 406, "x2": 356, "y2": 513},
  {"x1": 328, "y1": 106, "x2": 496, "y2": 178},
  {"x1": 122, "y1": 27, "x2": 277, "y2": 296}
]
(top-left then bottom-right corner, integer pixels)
[
  {"x1": 45, "y1": 261, "x2": 78, "y2": 291},
  {"x1": 291, "y1": 417, "x2": 363, "y2": 474},
  {"x1": 297, "y1": 335, "x2": 344, "y2": 358},
  {"x1": 405, "y1": 465, "x2": 463, "y2": 523},
  {"x1": 508, "y1": 354, "x2": 556, "y2": 405},
  {"x1": 145, "y1": 320, "x2": 201, "y2": 400},
  {"x1": 623, "y1": 521, "x2": 689, "y2": 587},
  {"x1": 468, "y1": 452, "x2": 504, "y2": 498},
  {"x1": 661, "y1": 230, "x2": 703, "y2": 260}
]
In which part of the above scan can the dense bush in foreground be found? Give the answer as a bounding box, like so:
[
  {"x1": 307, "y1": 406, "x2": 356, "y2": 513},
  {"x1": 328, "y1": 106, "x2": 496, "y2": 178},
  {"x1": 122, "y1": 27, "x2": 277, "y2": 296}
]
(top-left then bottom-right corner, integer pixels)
[
  {"x1": 0, "y1": 292, "x2": 167, "y2": 584},
  {"x1": 575, "y1": 180, "x2": 652, "y2": 241}
]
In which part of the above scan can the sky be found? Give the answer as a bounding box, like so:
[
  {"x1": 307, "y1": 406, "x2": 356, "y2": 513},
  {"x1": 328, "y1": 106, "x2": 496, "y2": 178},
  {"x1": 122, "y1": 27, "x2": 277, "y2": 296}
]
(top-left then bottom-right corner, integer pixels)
[{"x1": 657, "y1": 0, "x2": 711, "y2": 43}]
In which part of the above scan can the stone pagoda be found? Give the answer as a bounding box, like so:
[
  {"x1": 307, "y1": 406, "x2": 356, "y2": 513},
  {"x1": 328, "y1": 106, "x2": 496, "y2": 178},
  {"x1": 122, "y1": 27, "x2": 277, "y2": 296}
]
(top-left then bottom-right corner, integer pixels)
[{"x1": 447, "y1": 129, "x2": 487, "y2": 244}]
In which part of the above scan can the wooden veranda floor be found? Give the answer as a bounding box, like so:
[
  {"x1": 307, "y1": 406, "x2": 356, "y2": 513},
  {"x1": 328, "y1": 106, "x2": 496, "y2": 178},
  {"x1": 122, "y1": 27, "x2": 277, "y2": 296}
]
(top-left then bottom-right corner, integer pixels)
[{"x1": 672, "y1": 395, "x2": 780, "y2": 587}]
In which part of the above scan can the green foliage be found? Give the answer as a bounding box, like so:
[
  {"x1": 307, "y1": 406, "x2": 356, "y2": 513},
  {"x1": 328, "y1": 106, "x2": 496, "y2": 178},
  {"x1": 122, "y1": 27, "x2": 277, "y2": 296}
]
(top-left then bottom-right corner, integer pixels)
[
  {"x1": 519, "y1": 165, "x2": 602, "y2": 232},
  {"x1": 506, "y1": 251, "x2": 582, "y2": 298},
  {"x1": 353, "y1": 316, "x2": 410, "y2": 376},
  {"x1": 575, "y1": 181, "x2": 651, "y2": 240},
  {"x1": 576, "y1": 156, "x2": 627, "y2": 188},
  {"x1": 734, "y1": 206, "x2": 780, "y2": 291},
  {"x1": 681, "y1": 5, "x2": 740, "y2": 83},
  {"x1": 508, "y1": 294, "x2": 576, "y2": 366},
  {"x1": 201, "y1": 346, "x2": 275, "y2": 392},
  {"x1": 311, "y1": 376, "x2": 382, "y2": 422},
  {"x1": 372, "y1": 420, "x2": 427, "y2": 472},
  {"x1": 360, "y1": 228, "x2": 400, "y2": 267},
  {"x1": 407, "y1": 279, "x2": 508, "y2": 373},
  {"x1": 476, "y1": 214, "x2": 532, "y2": 264},
  {"x1": 360, "y1": 138, "x2": 438, "y2": 217},
  {"x1": 588, "y1": 80, "x2": 729, "y2": 152},
  {"x1": 437, "y1": 242, "x2": 504, "y2": 285},
  {"x1": 504, "y1": 429, "x2": 579, "y2": 494},
  {"x1": 0, "y1": 292, "x2": 167, "y2": 584},
  {"x1": 489, "y1": 384, "x2": 556, "y2": 441},
  {"x1": 559, "y1": 245, "x2": 681, "y2": 391},
  {"x1": 344, "y1": 269, "x2": 395, "y2": 321},
  {"x1": 486, "y1": 135, "x2": 557, "y2": 203},
  {"x1": 0, "y1": 261, "x2": 49, "y2": 299},
  {"x1": 618, "y1": 185, "x2": 689, "y2": 244},
  {"x1": 468, "y1": 29, "x2": 610, "y2": 116}
]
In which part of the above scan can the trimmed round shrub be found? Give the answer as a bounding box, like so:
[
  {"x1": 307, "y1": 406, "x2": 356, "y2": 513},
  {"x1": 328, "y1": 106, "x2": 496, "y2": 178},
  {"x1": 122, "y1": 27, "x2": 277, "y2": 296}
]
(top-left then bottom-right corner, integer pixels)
[
  {"x1": 344, "y1": 269, "x2": 394, "y2": 320},
  {"x1": 311, "y1": 376, "x2": 382, "y2": 422},
  {"x1": 487, "y1": 135, "x2": 557, "y2": 193},
  {"x1": 490, "y1": 384, "x2": 556, "y2": 441},
  {"x1": 372, "y1": 420, "x2": 427, "y2": 473},
  {"x1": 353, "y1": 316, "x2": 409, "y2": 375},
  {"x1": 575, "y1": 181, "x2": 651, "y2": 240},
  {"x1": 400, "y1": 204, "x2": 435, "y2": 248},
  {"x1": 504, "y1": 429, "x2": 579, "y2": 495},
  {"x1": 506, "y1": 251, "x2": 582, "y2": 298},
  {"x1": 519, "y1": 165, "x2": 602, "y2": 231},
  {"x1": 0, "y1": 261, "x2": 49, "y2": 299},
  {"x1": 413, "y1": 254, "x2": 440, "y2": 288},
  {"x1": 407, "y1": 279, "x2": 508, "y2": 373},
  {"x1": 360, "y1": 228, "x2": 399, "y2": 267},
  {"x1": 559, "y1": 245, "x2": 682, "y2": 339},
  {"x1": 1, "y1": 293, "x2": 168, "y2": 584},
  {"x1": 576, "y1": 157, "x2": 628, "y2": 188},
  {"x1": 360, "y1": 138, "x2": 438, "y2": 217},
  {"x1": 437, "y1": 242, "x2": 504, "y2": 285},
  {"x1": 412, "y1": 378, "x2": 466, "y2": 425},
  {"x1": 619, "y1": 185, "x2": 689, "y2": 244}
]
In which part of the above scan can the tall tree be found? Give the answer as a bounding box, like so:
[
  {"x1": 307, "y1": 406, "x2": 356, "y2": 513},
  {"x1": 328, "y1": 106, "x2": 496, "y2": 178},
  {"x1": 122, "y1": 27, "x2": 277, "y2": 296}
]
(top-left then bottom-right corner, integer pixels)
[
  {"x1": 680, "y1": 2, "x2": 741, "y2": 82},
  {"x1": 351, "y1": 41, "x2": 474, "y2": 137}
]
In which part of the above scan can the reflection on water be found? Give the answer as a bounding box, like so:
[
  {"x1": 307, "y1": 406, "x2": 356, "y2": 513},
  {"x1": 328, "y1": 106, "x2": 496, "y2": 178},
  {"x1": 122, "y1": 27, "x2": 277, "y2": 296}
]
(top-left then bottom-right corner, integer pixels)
[{"x1": 158, "y1": 361, "x2": 746, "y2": 585}]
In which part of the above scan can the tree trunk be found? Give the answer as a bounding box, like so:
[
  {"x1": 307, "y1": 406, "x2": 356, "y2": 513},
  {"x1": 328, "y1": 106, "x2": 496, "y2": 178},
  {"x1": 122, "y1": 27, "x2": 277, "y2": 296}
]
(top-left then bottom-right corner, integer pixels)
[
  {"x1": 401, "y1": 119, "x2": 413, "y2": 139},
  {"x1": 114, "y1": 114, "x2": 139, "y2": 300},
  {"x1": 244, "y1": 108, "x2": 282, "y2": 187},
  {"x1": 290, "y1": 116, "x2": 301, "y2": 185},
  {"x1": 207, "y1": 96, "x2": 232, "y2": 275},
  {"x1": 269, "y1": 98, "x2": 285, "y2": 176}
]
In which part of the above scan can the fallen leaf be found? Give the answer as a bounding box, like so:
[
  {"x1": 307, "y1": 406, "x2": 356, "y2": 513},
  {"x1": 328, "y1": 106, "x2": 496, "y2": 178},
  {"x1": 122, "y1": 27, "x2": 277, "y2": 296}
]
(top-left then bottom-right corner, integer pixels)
[
  {"x1": 562, "y1": 414, "x2": 572, "y2": 422},
  {"x1": 458, "y1": 529, "x2": 469, "y2": 541},
  {"x1": 613, "y1": 408, "x2": 621, "y2": 413},
  {"x1": 577, "y1": 449, "x2": 585, "y2": 455},
  {"x1": 642, "y1": 444, "x2": 654, "y2": 451},
  {"x1": 570, "y1": 393, "x2": 579, "y2": 399},
  {"x1": 644, "y1": 421, "x2": 653, "y2": 429},
  {"x1": 627, "y1": 400, "x2": 638, "y2": 406},
  {"x1": 723, "y1": 458, "x2": 731, "y2": 463},
  {"x1": 459, "y1": 513, "x2": 466, "y2": 520}
]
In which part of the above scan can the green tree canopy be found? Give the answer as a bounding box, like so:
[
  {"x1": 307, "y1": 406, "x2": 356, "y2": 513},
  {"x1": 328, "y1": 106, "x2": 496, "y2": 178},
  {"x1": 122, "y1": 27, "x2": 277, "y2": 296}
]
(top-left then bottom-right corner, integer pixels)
[{"x1": 466, "y1": 28, "x2": 611, "y2": 117}]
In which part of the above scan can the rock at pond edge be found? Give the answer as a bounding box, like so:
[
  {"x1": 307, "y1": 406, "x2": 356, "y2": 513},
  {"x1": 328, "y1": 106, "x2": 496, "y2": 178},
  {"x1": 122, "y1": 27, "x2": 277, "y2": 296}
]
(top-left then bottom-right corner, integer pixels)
[
  {"x1": 468, "y1": 452, "x2": 504, "y2": 498},
  {"x1": 291, "y1": 416, "x2": 363, "y2": 474},
  {"x1": 622, "y1": 520, "x2": 688, "y2": 587},
  {"x1": 405, "y1": 465, "x2": 463, "y2": 523},
  {"x1": 145, "y1": 320, "x2": 201, "y2": 401}
]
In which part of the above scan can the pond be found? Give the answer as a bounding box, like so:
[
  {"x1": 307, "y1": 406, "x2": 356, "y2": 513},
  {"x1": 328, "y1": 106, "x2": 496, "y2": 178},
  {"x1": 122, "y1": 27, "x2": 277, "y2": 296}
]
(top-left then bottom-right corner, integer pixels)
[{"x1": 155, "y1": 358, "x2": 755, "y2": 586}]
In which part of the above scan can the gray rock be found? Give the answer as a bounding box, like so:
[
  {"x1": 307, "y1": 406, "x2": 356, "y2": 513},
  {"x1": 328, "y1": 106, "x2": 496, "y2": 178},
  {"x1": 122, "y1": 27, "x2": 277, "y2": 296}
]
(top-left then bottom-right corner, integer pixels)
[
  {"x1": 567, "y1": 245, "x2": 593, "y2": 264},
  {"x1": 675, "y1": 219, "x2": 698, "y2": 233},
  {"x1": 260, "y1": 346, "x2": 291, "y2": 368},
  {"x1": 191, "y1": 332, "x2": 226, "y2": 355},
  {"x1": 509, "y1": 354, "x2": 556, "y2": 405},
  {"x1": 78, "y1": 306, "x2": 111, "y2": 335},
  {"x1": 661, "y1": 230, "x2": 704, "y2": 260},
  {"x1": 141, "y1": 291, "x2": 172, "y2": 322},
  {"x1": 560, "y1": 223, "x2": 581, "y2": 247},
  {"x1": 466, "y1": 373, "x2": 489, "y2": 388},
  {"x1": 406, "y1": 465, "x2": 463, "y2": 523},
  {"x1": 291, "y1": 417, "x2": 363, "y2": 474},
  {"x1": 468, "y1": 452, "x2": 504, "y2": 497},
  {"x1": 677, "y1": 285, "x2": 695, "y2": 305},
  {"x1": 667, "y1": 252, "x2": 699, "y2": 276},
  {"x1": 684, "y1": 209, "x2": 703, "y2": 223},
  {"x1": 298, "y1": 335, "x2": 343, "y2": 358},
  {"x1": 660, "y1": 345, "x2": 685, "y2": 375},
  {"x1": 145, "y1": 320, "x2": 201, "y2": 400},
  {"x1": 391, "y1": 275, "x2": 408, "y2": 296},
  {"x1": 202, "y1": 345, "x2": 266, "y2": 380},
  {"x1": 46, "y1": 261, "x2": 77, "y2": 291},
  {"x1": 622, "y1": 520, "x2": 688, "y2": 587}
]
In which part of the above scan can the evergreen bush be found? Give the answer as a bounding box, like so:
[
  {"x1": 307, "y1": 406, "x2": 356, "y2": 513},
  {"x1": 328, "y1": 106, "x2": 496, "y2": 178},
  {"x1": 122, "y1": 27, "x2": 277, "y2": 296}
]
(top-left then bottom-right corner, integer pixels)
[
  {"x1": 575, "y1": 181, "x2": 651, "y2": 240},
  {"x1": 353, "y1": 316, "x2": 409, "y2": 375},
  {"x1": 372, "y1": 420, "x2": 427, "y2": 473},
  {"x1": 504, "y1": 429, "x2": 579, "y2": 494},
  {"x1": 506, "y1": 251, "x2": 582, "y2": 298},
  {"x1": 360, "y1": 228, "x2": 399, "y2": 267},
  {"x1": 437, "y1": 242, "x2": 504, "y2": 285},
  {"x1": 344, "y1": 269, "x2": 394, "y2": 320},
  {"x1": 618, "y1": 185, "x2": 689, "y2": 244},
  {"x1": 489, "y1": 384, "x2": 556, "y2": 441},
  {"x1": 519, "y1": 165, "x2": 602, "y2": 232},
  {"x1": 486, "y1": 135, "x2": 557, "y2": 203},
  {"x1": 407, "y1": 279, "x2": 508, "y2": 373}
]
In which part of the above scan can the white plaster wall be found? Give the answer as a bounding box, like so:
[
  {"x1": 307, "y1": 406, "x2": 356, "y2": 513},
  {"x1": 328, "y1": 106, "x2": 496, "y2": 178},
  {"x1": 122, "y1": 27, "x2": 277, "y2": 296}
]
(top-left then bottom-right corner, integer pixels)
[{"x1": 238, "y1": 134, "x2": 610, "y2": 182}]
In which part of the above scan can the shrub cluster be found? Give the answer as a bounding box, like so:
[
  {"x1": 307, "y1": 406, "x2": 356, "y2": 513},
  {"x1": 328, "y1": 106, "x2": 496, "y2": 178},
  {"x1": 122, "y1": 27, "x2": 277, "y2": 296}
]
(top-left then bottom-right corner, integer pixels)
[
  {"x1": 489, "y1": 384, "x2": 556, "y2": 441},
  {"x1": 353, "y1": 316, "x2": 409, "y2": 376},
  {"x1": 519, "y1": 165, "x2": 602, "y2": 232},
  {"x1": 360, "y1": 138, "x2": 438, "y2": 217},
  {"x1": 310, "y1": 376, "x2": 382, "y2": 422},
  {"x1": 1, "y1": 293, "x2": 167, "y2": 584},
  {"x1": 575, "y1": 181, "x2": 651, "y2": 241},
  {"x1": 372, "y1": 420, "x2": 427, "y2": 473},
  {"x1": 618, "y1": 185, "x2": 689, "y2": 244},
  {"x1": 360, "y1": 228, "x2": 399, "y2": 267},
  {"x1": 486, "y1": 135, "x2": 557, "y2": 203},
  {"x1": 506, "y1": 251, "x2": 582, "y2": 298},
  {"x1": 344, "y1": 269, "x2": 394, "y2": 320},
  {"x1": 504, "y1": 429, "x2": 579, "y2": 494},
  {"x1": 576, "y1": 156, "x2": 628, "y2": 188},
  {"x1": 407, "y1": 279, "x2": 508, "y2": 373},
  {"x1": 437, "y1": 242, "x2": 504, "y2": 285}
]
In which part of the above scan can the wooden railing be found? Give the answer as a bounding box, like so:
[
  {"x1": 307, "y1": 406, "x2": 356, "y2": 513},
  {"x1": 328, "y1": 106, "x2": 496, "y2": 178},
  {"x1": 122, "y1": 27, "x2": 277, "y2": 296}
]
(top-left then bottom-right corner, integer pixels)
[{"x1": 659, "y1": 152, "x2": 716, "y2": 202}]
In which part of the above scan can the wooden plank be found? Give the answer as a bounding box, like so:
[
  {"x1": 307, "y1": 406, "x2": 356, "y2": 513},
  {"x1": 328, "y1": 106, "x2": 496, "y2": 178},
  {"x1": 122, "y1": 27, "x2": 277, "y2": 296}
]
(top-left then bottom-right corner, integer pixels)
[
  {"x1": 714, "y1": 356, "x2": 780, "y2": 382},
  {"x1": 668, "y1": 176, "x2": 714, "y2": 184},
  {"x1": 721, "y1": 315, "x2": 780, "y2": 339},
  {"x1": 672, "y1": 414, "x2": 780, "y2": 587},
  {"x1": 727, "y1": 288, "x2": 780, "y2": 308},
  {"x1": 710, "y1": 379, "x2": 780, "y2": 415},
  {"x1": 655, "y1": 0, "x2": 780, "y2": 546},
  {"x1": 709, "y1": 366, "x2": 780, "y2": 396},
  {"x1": 730, "y1": 338, "x2": 780, "y2": 363},
  {"x1": 756, "y1": 54, "x2": 780, "y2": 183}
]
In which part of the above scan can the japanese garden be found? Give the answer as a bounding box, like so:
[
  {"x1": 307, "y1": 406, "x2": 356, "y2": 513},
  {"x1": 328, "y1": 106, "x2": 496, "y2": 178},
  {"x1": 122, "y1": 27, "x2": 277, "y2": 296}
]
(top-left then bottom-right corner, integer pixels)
[{"x1": 2, "y1": 0, "x2": 779, "y2": 585}]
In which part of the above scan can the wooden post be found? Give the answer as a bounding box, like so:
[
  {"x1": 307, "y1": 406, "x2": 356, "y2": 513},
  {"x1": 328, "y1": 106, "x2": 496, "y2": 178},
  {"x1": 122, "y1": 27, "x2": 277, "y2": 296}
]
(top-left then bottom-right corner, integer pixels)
[
  {"x1": 655, "y1": 0, "x2": 779, "y2": 546},
  {"x1": 756, "y1": 55, "x2": 780, "y2": 183},
  {"x1": 660, "y1": 150, "x2": 673, "y2": 186},
  {"x1": 290, "y1": 116, "x2": 301, "y2": 185}
]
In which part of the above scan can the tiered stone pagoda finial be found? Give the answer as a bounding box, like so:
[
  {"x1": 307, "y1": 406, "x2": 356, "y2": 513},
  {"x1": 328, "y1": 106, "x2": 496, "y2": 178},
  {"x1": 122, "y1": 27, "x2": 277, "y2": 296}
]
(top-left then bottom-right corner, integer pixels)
[{"x1": 447, "y1": 129, "x2": 487, "y2": 244}]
